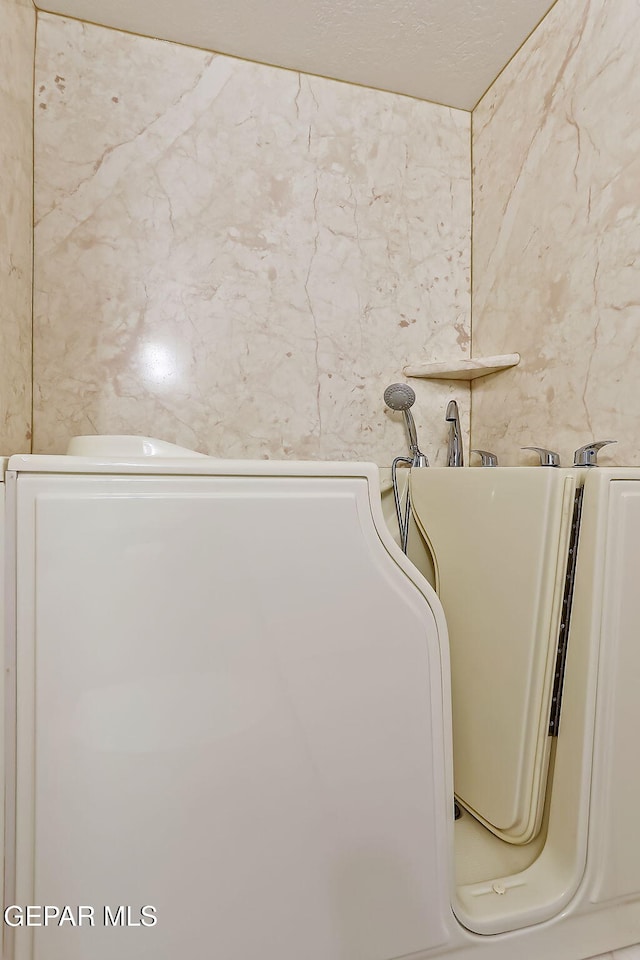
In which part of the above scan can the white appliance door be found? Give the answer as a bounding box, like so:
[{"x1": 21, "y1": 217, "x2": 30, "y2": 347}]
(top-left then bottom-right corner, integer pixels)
[{"x1": 9, "y1": 472, "x2": 450, "y2": 960}]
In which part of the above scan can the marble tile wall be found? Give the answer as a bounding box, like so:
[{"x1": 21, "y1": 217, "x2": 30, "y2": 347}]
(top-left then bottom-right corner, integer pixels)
[
  {"x1": 33, "y1": 14, "x2": 471, "y2": 464},
  {"x1": 471, "y1": 0, "x2": 640, "y2": 467},
  {"x1": 0, "y1": 0, "x2": 34, "y2": 454}
]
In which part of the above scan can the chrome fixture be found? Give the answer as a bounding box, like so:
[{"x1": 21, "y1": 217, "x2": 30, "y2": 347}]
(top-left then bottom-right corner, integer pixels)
[
  {"x1": 471, "y1": 449, "x2": 498, "y2": 467},
  {"x1": 445, "y1": 400, "x2": 463, "y2": 467},
  {"x1": 384, "y1": 383, "x2": 429, "y2": 554},
  {"x1": 522, "y1": 446, "x2": 561, "y2": 467},
  {"x1": 383, "y1": 383, "x2": 429, "y2": 468},
  {"x1": 573, "y1": 440, "x2": 617, "y2": 467}
]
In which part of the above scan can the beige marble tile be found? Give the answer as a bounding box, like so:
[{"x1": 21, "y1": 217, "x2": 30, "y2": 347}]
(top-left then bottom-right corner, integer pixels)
[
  {"x1": 0, "y1": 0, "x2": 35, "y2": 454},
  {"x1": 472, "y1": 0, "x2": 640, "y2": 467},
  {"x1": 34, "y1": 14, "x2": 471, "y2": 465}
]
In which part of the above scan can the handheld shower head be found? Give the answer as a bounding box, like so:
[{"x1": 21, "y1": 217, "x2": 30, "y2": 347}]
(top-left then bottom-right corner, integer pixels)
[
  {"x1": 384, "y1": 382, "x2": 428, "y2": 555},
  {"x1": 384, "y1": 383, "x2": 428, "y2": 467},
  {"x1": 383, "y1": 382, "x2": 416, "y2": 412}
]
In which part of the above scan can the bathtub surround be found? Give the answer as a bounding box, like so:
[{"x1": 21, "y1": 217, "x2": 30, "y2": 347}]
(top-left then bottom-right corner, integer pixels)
[
  {"x1": 6, "y1": 3, "x2": 640, "y2": 958},
  {"x1": 31, "y1": 0, "x2": 640, "y2": 470},
  {"x1": 0, "y1": 0, "x2": 34, "y2": 453},
  {"x1": 33, "y1": 14, "x2": 471, "y2": 464},
  {"x1": 471, "y1": 0, "x2": 640, "y2": 467}
]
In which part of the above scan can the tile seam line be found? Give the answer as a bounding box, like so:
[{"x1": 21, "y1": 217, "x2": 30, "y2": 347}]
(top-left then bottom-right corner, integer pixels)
[{"x1": 31, "y1": 5, "x2": 37, "y2": 455}]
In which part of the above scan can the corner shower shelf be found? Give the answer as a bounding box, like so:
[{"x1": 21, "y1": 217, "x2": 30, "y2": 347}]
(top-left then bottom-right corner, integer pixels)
[{"x1": 403, "y1": 353, "x2": 520, "y2": 381}]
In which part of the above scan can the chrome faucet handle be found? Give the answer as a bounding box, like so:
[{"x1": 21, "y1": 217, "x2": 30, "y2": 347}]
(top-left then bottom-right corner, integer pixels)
[
  {"x1": 521, "y1": 446, "x2": 560, "y2": 467},
  {"x1": 471, "y1": 449, "x2": 498, "y2": 467},
  {"x1": 573, "y1": 440, "x2": 617, "y2": 467}
]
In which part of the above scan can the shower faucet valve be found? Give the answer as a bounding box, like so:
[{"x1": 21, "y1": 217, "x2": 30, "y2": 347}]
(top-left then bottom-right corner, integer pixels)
[
  {"x1": 573, "y1": 440, "x2": 617, "y2": 467},
  {"x1": 522, "y1": 446, "x2": 560, "y2": 467},
  {"x1": 471, "y1": 449, "x2": 498, "y2": 467}
]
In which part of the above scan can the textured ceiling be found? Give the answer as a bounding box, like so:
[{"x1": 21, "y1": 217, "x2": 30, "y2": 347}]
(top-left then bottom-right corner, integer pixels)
[{"x1": 35, "y1": 0, "x2": 558, "y2": 110}]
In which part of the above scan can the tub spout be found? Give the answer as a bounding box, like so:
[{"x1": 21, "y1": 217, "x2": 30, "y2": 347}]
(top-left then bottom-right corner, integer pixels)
[{"x1": 446, "y1": 400, "x2": 463, "y2": 467}]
